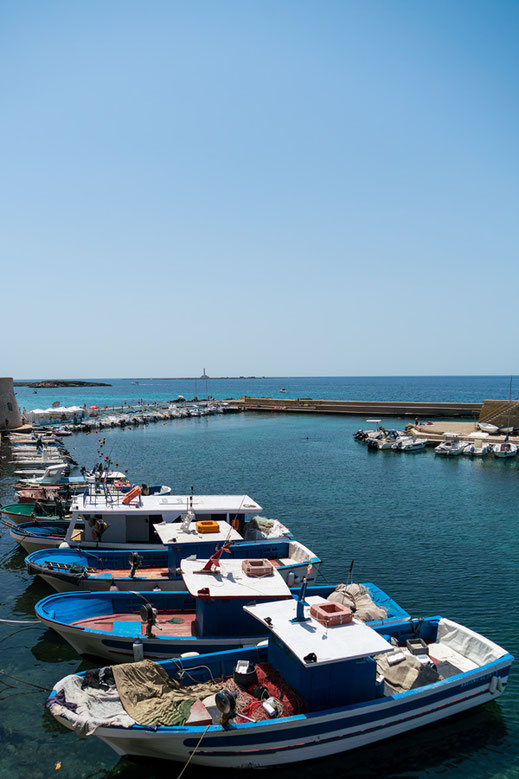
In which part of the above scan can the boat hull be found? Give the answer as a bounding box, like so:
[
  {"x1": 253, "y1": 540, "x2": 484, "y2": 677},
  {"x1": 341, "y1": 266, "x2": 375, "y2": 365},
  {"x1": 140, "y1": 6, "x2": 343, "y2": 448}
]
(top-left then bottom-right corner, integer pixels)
[
  {"x1": 54, "y1": 658, "x2": 512, "y2": 767},
  {"x1": 35, "y1": 584, "x2": 409, "y2": 663},
  {"x1": 37, "y1": 615, "x2": 265, "y2": 663},
  {"x1": 35, "y1": 559, "x2": 320, "y2": 592},
  {"x1": 10, "y1": 530, "x2": 168, "y2": 555}
]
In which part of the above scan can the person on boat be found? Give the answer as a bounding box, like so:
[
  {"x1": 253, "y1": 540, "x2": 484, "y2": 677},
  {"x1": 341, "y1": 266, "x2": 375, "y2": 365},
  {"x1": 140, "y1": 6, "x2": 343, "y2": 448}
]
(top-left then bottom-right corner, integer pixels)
[
  {"x1": 141, "y1": 483, "x2": 150, "y2": 496},
  {"x1": 36, "y1": 437, "x2": 43, "y2": 452},
  {"x1": 54, "y1": 496, "x2": 65, "y2": 520},
  {"x1": 33, "y1": 500, "x2": 48, "y2": 517}
]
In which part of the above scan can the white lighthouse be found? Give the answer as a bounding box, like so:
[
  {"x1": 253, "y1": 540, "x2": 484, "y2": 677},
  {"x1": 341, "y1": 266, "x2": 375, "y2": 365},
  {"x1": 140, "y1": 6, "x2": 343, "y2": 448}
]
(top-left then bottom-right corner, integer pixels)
[{"x1": 0, "y1": 377, "x2": 22, "y2": 430}]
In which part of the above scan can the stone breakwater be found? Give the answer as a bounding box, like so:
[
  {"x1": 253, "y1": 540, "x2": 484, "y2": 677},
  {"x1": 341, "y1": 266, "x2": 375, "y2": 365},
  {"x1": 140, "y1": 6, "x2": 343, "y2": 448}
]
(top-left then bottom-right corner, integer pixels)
[{"x1": 236, "y1": 396, "x2": 482, "y2": 418}]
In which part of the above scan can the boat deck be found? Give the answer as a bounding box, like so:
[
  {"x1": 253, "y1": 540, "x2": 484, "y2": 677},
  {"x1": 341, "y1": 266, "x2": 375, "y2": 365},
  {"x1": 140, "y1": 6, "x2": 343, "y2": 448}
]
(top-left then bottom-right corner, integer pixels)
[
  {"x1": 72, "y1": 610, "x2": 198, "y2": 637},
  {"x1": 83, "y1": 558, "x2": 290, "y2": 580}
]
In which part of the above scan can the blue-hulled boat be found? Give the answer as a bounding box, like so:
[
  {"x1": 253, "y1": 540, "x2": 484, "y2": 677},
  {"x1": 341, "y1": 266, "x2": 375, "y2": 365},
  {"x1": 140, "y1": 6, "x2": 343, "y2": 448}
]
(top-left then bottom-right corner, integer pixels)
[
  {"x1": 25, "y1": 535, "x2": 321, "y2": 591},
  {"x1": 35, "y1": 577, "x2": 406, "y2": 663},
  {"x1": 46, "y1": 589, "x2": 513, "y2": 767}
]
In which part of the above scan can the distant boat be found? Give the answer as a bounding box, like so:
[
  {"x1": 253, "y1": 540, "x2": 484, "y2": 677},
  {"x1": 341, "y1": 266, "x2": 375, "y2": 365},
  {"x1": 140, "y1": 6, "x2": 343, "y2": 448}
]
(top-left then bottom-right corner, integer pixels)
[
  {"x1": 493, "y1": 442, "x2": 518, "y2": 458},
  {"x1": 280, "y1": 388, "x2": 287, "y2": 392},
  {"x1": 435, "y1": 437, "x2": 466, "y2": 456},
  {"x1": 462, "y1": 442, "x2": 493, "y2": 457},
  {"x1": 393, "y1": 437, "x2": 428, "y2": 452},
  {"x1": 478, "y1": 422, "x2": 499, "y2": 434}
]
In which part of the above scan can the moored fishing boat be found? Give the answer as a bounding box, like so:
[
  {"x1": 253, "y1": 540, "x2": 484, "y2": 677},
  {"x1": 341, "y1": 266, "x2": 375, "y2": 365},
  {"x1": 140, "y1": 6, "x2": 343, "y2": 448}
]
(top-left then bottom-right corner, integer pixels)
[
  {"x1": 25, "y1": 534, "x2": 320, "y2": 591},
  {"x1": 35, "y1": 581, "x2": 406, "y2": 663},
  {"x1": 16, "y1": 463, "x2": 130, "y2": 489},
  {"x1": 46, "y1": 590, "x2": 513, "y2": 767},
  {"x1": 0, "y1": 502, "x2": 69, "y2": 524},
  {"x1": 4, "y1": 490, "x2": 290, "y2": 554}
]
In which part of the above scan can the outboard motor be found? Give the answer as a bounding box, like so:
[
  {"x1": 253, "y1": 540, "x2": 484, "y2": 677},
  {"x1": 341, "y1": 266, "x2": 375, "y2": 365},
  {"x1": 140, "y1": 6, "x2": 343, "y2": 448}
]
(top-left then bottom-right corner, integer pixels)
[
  {"x1": 129, "y1": 552, "x2": 143, "y2": 578},
  {"x1": 215, "y1": 690, "x2": 237, "y2": 728},
  {"x1": 140, "y1": 603, "x2": 158, "y2": 638}
]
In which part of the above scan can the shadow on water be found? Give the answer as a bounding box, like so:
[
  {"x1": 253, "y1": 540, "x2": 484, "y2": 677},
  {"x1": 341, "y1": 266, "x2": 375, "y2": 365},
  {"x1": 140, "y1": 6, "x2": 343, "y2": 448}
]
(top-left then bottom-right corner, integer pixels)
[
  {"x1": 0, "y1": 542, "x2": 27, "y2": 571},
  {"x1": 31, "y1": 628, "x2": 82, "y2": 663},
  {"x1": 13, "y1": 577, "x2": 53, "y2": 615},
  {"x1": 88, "y1": 703, "x2": 508, "y2": 779}
]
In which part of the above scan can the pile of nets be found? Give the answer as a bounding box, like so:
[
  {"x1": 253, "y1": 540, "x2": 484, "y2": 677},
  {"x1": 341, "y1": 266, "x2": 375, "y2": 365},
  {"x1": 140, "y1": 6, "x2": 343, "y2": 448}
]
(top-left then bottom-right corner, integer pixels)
[
  {"x1": 225, "y1": 662, "x2": 306, "y2": 723},
  {"x1": 327, "y1": 583, "x2": 388, "y2": 622}
]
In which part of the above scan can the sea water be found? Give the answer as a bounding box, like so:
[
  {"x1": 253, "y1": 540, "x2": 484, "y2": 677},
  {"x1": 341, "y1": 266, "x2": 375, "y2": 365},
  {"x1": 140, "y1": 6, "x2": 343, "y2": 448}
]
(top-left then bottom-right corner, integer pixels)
[{"x1": 0, "y1": 377, "x2": 518, "y2": 778}]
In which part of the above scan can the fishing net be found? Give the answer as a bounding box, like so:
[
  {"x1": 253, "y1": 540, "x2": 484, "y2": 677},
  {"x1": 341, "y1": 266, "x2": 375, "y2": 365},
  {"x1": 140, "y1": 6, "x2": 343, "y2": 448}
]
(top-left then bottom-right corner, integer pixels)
[{"x1": 226, "y1": 662, "x2": 306, "y2": 723}]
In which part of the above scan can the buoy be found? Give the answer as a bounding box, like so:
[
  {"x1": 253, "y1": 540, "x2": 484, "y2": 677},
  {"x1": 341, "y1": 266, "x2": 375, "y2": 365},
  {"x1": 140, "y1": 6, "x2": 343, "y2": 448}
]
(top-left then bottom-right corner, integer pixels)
[{"x1": 122, "y1": 486, "x2": 142, "y2": 505}]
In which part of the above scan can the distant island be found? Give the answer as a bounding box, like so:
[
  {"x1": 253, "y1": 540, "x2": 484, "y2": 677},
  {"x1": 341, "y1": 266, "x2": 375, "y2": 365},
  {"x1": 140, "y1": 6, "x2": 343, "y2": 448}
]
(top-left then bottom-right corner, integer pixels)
[{"x1": 14, "y1": 380, "x2": 112, "y2": 388}]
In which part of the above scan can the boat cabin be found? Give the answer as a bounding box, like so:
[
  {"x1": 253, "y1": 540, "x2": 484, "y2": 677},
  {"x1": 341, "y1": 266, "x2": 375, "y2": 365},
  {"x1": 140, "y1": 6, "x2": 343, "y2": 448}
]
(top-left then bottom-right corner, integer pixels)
[
  {"x1": 244, "y1": 596, "x2": 394, "y2": 709},
  {"x1": 65, "y1": 492, "x2": 272, "y2": 546},
  {"x1": 180, "y1": 559, "x2": 292, "y2": 637}
]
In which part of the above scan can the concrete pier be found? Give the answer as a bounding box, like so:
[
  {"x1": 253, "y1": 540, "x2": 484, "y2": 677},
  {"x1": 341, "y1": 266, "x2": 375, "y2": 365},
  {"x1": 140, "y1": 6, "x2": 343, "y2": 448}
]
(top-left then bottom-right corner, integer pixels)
[{"x1": 237, "y1": 397, "x2": 482, "y2": 418}]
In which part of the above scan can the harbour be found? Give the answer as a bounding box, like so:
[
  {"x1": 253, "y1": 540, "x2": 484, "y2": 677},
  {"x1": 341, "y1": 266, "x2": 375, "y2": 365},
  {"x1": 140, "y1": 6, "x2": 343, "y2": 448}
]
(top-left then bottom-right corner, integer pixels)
[
  {"x1": 4, "y1": 0, "x2": 518, "y2": 773},
  {"x1": 0, "y1": 376, "x2": 518, "y2": 778}
]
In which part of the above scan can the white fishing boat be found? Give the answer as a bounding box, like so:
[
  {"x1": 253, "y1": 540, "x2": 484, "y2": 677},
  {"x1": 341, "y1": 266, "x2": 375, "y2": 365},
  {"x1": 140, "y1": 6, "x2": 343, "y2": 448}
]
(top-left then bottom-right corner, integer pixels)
[
  {"x1": 6, "y1": 489, "x2": 291, "y2": 554},
  {"x1": 493, "y1": 442, "x2": 518, "y2": 458},
  {"x1": 46, "y1": 592, "x2": 513, "y2": 767},
  {"x1": 10, "y1": 455, "x2": 72, "y2": 468}
]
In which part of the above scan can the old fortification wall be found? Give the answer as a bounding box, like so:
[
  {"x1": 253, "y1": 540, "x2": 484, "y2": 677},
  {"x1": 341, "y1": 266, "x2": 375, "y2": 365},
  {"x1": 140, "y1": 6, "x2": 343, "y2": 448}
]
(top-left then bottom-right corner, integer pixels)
[{"x1": 0, "y1": 377, "x2": 23, "y2": 430}]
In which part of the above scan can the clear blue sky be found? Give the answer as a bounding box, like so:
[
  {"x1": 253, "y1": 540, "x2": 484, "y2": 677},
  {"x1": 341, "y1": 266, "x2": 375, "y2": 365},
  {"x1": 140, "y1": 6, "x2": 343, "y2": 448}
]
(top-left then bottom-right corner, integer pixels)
[{"x1": 2, "y1": 0, "x2": 518, "y2": 378}]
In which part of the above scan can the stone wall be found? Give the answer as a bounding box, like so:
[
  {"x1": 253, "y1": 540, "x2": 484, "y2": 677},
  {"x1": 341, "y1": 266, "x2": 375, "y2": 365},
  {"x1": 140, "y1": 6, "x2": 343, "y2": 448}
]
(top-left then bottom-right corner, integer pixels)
[
  {"x1": 0, "y1": 377, "x2": 22, "y2": 430},
  {"x1": 479, "y1": 399, "x2": 519, "y2": 427}
]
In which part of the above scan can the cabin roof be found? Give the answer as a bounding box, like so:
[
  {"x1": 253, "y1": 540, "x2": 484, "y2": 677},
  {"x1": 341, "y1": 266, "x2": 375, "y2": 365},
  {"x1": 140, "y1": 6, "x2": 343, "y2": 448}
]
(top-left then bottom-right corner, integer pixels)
[
  {"x1": 181, "y1": 559, "x2": 291, "y2": 599},
  {"x1": 72, "y1": 493, "x2": 262, "y2": 514},
  {"x1": 154, "y1": 520, "x2": 243, "y2": 545},
  {"x1": 244, "y1": 596, "x2": 393, "y2": 666}
]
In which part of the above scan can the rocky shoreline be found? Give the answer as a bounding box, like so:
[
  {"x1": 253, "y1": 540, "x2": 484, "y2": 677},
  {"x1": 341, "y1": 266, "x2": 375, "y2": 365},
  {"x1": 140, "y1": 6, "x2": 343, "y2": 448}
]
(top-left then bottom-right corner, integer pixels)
[{"x1": 14, "y1": 380, "x2": 111, "y2": 388}]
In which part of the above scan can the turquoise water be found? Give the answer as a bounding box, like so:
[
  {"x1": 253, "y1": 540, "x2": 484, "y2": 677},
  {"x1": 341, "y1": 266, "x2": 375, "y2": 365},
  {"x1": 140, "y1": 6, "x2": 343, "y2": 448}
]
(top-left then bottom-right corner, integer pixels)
[
  {"x1": 1, "y1": 378, "x2": 518, "y2": 777},
  {"x1": 14, "y1": 374, "x2": 519, "y2": 411}
]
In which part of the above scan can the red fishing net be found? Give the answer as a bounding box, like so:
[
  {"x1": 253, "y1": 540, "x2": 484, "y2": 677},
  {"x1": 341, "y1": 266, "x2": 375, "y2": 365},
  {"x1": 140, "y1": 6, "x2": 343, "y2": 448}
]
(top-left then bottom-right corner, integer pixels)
[{"x1": 225, "y1": 662, "x2": 306, "y2": 723}]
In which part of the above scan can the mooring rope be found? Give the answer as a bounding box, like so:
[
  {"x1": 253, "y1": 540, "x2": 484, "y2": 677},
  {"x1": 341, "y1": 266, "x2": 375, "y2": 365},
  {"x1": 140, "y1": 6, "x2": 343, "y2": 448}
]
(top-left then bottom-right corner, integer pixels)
[{"x1": 176, "y1": 723, "x2": 211, "y2": 779}]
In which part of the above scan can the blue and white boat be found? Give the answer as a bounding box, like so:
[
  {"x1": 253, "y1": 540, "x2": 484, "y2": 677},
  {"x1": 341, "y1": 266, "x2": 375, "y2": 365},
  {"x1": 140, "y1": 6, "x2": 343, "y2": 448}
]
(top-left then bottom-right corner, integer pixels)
[
  {"x1": 5, "y1": 491, "x2": 290, "y2": 554},
  {"x1": 16, "y1": 464, "x2": 128, "y2": 489},
  {"x1": 35, "y1": 581, "x2": 404, "y2": 663},
  {"x1": 25, "y1": 534, "x2": 320, "y2": 591},
  {"x1": 46, "y1": 588, "x2": 513, "y2": 767}
]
